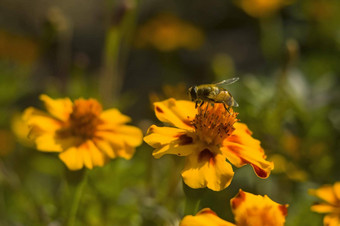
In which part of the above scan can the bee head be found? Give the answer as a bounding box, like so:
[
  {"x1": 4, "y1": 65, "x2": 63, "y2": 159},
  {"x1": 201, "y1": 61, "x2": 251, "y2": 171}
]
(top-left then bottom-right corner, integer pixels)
[{"x1": 188, "y1": 86, "x2": 198, "y2": 101}]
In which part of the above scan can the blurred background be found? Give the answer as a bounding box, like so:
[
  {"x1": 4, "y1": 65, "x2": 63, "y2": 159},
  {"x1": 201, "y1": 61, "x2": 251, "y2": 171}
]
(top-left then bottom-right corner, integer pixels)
[{"x1": 0, "y1": 0, "x2": 339, "y2": 225}]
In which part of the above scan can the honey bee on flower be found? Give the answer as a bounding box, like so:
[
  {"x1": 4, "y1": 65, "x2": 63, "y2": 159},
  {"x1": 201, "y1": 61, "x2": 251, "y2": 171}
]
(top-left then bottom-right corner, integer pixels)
[
  {"x1": 144, "y1": 98, "x2": 273, "y2": 191},
  {"x1": 187, "y1": 77, "x2": 239, "y2": 113}
]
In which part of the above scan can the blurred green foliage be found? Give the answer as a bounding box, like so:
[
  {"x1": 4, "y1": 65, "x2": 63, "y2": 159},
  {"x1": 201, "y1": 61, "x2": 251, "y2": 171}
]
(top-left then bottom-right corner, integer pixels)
[{"x1": 0, "y1": 0, "x2": 339, "y2": 225}]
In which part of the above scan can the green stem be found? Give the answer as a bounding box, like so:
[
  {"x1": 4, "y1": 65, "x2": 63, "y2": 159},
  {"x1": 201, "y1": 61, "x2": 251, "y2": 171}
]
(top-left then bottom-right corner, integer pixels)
[
  {"x1": 183, "y1": 182, "x2": 205, "y2": 215},
  {"x1": 67, "y1": 171, "x2": 88, "y2": 226}
]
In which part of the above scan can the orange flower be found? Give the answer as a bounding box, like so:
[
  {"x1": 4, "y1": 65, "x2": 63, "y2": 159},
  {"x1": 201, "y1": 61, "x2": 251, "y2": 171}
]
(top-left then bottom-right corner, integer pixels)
[
  {"x1": 23, "y1": 95, "x2": 143, "y2": 170},
  {"x1": 236, "y1": 0, "x2": 294, "y2": 18},
  {"x1": 180, "y1": 190, "x2": 288, "y2": 226},
  {"x1": 309, "y1": 182, "x2": 340, "y2": 226},
  {"x1": 135, "y1": 13, "x2": 204, "y2": 51},
  {"x1": 143, "y1": 98, "x2": 273, "y2": 191}
]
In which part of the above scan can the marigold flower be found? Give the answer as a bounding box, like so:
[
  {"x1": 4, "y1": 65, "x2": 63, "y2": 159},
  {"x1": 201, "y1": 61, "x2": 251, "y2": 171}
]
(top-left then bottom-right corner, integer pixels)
[
  {"x1": 180, "y1": 190, "x2": 288, "y2": 226},
  {"x1": 23, "y1": 95, "x2": 143, "y2": 170},
  {"x1": 143, "y1": 98, "x2": 273, "y2": 191},
  {"x1": 309, "y1": 182, "x2": 340, "y2": 226}
]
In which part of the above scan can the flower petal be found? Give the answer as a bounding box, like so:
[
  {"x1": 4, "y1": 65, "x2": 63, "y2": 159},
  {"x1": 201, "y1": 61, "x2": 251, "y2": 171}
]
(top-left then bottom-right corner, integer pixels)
[
  {"x1": 143, "y1": 125, "x2": 189, "y2": 148},
  {"x1": 59, "y1": 147, "x2": 84, "y2": 170},
  {"x1": 311, "y1": 203, "x2": 338, "y2": 214},
  {"x1": 99, "y1": 109, "x2": 131, "y2": 125},
  {"x1": 324, "y1": 214, "x2": 340, "y2": 226},
  {"x1": 180, "y1": 208, "x2": 235, "y2": 226},
  {"x1": 154, "y1": 98, "x2": 195, "y2": 130},
  {"x1": 222, "y1": 123, "x2": 273, "y2": 178},
  {"x1": 181, "y1": 149, "x2": 234, "y2": 191},
  {"x1": 23, "y1": 107, "x2": 62, "y2": 134},
  {"x1": 309, "y1": 184, "x2": 338, "y2": 205},
  {"x1": 231, "y1": 190, "x2": 288, "y2": 226},
  {"x1": 35, "y1": 133, "x2": 64, "y2": 152},
  {"x1": 40, "y1": 94, "x2": 73, "y2": 121},
  {"x1": 114, "y1": 143, "x2": 136, "y2": 160},
  {"x1": 113, "y1": 125, "x2": 143, "y2": 147},
  {"x1": 94, "y1": 139, "x2": 116, "y2": 159},
  {"x1": 86, "y1": 140, "x2": 106, "y2": 167}
]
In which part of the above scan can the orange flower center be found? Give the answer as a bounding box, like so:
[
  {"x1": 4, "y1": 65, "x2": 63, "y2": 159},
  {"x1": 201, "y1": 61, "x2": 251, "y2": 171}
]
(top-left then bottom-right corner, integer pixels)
[
  {"x1": 58, "y1": 99, "x2": 103, "y2": 140},
  {"x1": 192, "y1": 103, "x2": 238, "y2": 146}
]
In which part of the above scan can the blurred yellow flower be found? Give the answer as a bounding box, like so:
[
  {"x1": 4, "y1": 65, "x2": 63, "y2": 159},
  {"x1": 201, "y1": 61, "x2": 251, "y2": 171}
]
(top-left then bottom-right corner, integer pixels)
[
  {"x1": 11, "y1": 113, "x2": 34, "y2": 147},
  {"x1": 180, "y1": 190, "x2": 288, "y2": 226},
  {"x1": 231, "y1": 190, "x2": 288, "y2": 226},
  {"x1": 23, "y1": 95, "x2": 143, "y2": 170},
  {"x1": 135, "y1": 14, "x2": 204, "y2": 51},
  {"x1": 144, "y1": 98, "x2": 273, "y2": 191},
  {"x1": 236, "y1": 0, "x2": 293, "y2": 18},
  {"x1": 180, "y1": 208, "x2": 234, "y2": 226},
  {"x1": 309, "y1": 182, "x2": 340, "y2": 226}
]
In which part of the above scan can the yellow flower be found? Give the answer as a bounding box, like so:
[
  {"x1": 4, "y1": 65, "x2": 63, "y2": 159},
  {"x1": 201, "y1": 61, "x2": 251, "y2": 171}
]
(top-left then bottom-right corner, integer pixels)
[
  {"x1": 309, "y1": 182, "x2": 340, "y2": 226},
  {"x1": 180, "y1": 208, "x2": 234, "y2": 226},
  {"x1": 143, "y1": 98, "x2": 273, "y2": 191},
  {"x1": 23, "y1": 95, "x2": 143, "y2": 170},
  {"x1": 180, "y1": 190, "x2": 288, "y2": 226},
  {"x1": 135, "y1": 13, "x2": 204, "y2": 52},
  {"x1": 231, "y1": 190, "x2": 288, "y2": 226},
  {"x1": 236, "y1": 0, "x2": 294, "y2": 18}
]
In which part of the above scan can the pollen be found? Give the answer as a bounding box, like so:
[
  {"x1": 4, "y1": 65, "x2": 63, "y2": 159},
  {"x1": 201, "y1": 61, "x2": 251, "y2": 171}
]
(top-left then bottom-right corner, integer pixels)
[
  {"x1": 193, "y1": 103, "x2": 238, "y2": 146},
  {"x1": 58, "y1": 99, "x2": 103, "y2": 140}
]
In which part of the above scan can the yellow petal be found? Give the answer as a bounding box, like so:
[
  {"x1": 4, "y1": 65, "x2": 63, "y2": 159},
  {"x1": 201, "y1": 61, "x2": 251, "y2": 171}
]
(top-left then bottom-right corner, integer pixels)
[
  {"x1": 40, "y1": 94, "x2": 73, "y2": 121},
  {"x1": 231, "y1": 190, "x2": 288, "y2": 226},
  {"x1": 85, "y1": 140, "x2": 106, "y2": 167},
  {"x1": 222, "y1": 123, "x2": 273, "y2": 179},
  {"x1": 152, "y1": 142, "x2": 197, "y2": 159},
  {"x1": 154, "y1": 98, "x2": 196, "y2": 130},
  {"x1": 113, "y1": 125, "x2": 143, "y2": 147},
  {"x1": 324, "y1": 214, "x2": 340, "y2": 226},
  {"x1": 23, "y1": 107, "x2": 62, "y2": 133},
  {"x1": 333, "y1": 182, "x2": 340, "y2": 201},
  {"x1": 114, "y1": 143, "x2": 136, "y2": 160},
  {"x1": 99, "y1": 109, "x2": 131, "y2": 125},
  {"x1": 180, "y1": 208, "x2": 235, "y2": 226},
  {"x1": 35, "y1": 133, "x2": 63, "y2": 152},
  {"x1": 181, "y1": 149, "x2": 234, "y2": 191},
  {"x1": 143, "y1": 125, "x2": 189, "y2": 148},
  {"x1": 94, "y1": 139, "x2": 116, "y2": 159},
  {"x1": 59, "y1": 147, "x2": 84, "y2": 170},
  {"x1": 311, "y1": 203, "x2": 337, "y2": 214},
  {"x1": 310, "y1": 184, "x2": 338, "y2": 205}
]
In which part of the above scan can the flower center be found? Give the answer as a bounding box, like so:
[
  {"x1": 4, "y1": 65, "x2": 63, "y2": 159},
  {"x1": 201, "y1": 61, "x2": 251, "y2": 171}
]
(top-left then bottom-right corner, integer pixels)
[
  {"x1": 58, "y1": 99, "x2": 103, "y2": 140},
  {"x1": 192, "y1": 103, "x2": 238, "y2": 146}
]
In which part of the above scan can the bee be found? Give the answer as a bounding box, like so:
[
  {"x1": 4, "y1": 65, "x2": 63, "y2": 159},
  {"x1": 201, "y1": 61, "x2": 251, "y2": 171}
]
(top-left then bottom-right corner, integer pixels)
[{"x1": 188, "y1": 77, "x2": 239, "y2": 113}]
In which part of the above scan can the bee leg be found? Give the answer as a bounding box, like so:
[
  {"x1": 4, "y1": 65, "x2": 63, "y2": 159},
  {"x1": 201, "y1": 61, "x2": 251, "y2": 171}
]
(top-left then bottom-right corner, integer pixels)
[
  {"x1": 200, "y1": 101, "x2": 205, "y2": 108},
  {"x1": 223, "y1": 103, "x2": 231, "y2": 114},
  {"x1": 195, "y1": 101, "x2": 198, "y2": 109}
]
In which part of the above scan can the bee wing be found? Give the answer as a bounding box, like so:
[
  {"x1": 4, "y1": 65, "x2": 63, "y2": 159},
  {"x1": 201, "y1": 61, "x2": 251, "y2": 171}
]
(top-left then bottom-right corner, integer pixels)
[
  {"x1": 233, "y1": 98, "x2": 239, "y2": 107},
  {"x1": 214, "y1": 77, "x2": 239, "y2": 87}
]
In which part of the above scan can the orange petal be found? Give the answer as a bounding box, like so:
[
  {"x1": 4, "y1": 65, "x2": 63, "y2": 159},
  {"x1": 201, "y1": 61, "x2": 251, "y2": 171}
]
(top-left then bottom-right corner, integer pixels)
[
  {"x1": 181, "y1": 149, "x2": 234, "y2": 191},
  {"x1": 114, "y1": 143, "x2": 136, "y2": 160},
  {"x1": 180, "y1": 208, "x2": 235, "y2": 226},
  {"x1": 222, "y1": 123, "x2": 273, "y2": 178},
  {"x1": 333, "y1": 182, "x2": 340, "y2": 201},
  {"x1": 59, "y1": 147, "x2": 84, "y2": 170},
  {"x1": 99, "y1": 109, "x2": 131, "y2": 125},
  {"x1": 85, "y1": 140, "x2": 106, "y2": 168},
  {"x1": 40, "y1": 94, "x2": 73, "y2": 122},
  {"x1": 154, "y1": 98, "x2": 195, "y2": 130},
  {"x1": 231, "y1": 190, "x2": 288, "y2": 226},
  {"x1": 34, "y1": 133, "x2": 64, "y2": 152}
]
